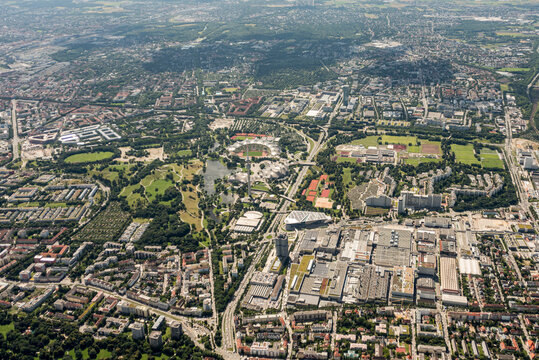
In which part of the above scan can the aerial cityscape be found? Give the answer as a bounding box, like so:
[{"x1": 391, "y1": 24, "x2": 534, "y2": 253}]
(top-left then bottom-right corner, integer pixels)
[{"x1": 0, "y1": 0, "x2": 538, "y2": 359}]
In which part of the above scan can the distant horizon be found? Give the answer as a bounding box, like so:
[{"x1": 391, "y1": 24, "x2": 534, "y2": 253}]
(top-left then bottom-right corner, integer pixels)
[{"x1": 0, "y1": 0, "x2": 537, "y2": 359}]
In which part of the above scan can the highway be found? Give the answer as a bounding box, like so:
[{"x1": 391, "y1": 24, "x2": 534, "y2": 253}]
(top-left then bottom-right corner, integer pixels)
[
  {"x1": 421, "y1": 85, "x2": 429, "y2": 118},
  {"x1": 10, "y1": 99, "x2": 20, "y2": 160},
  {"x1": 411, "y1": 310, "x2": 417, "y2": 360},
  {"x1": 207, "y1": 248, "x2": 218, "y2": 346},
  {"x1": 284, "y1": 311, "x2": 294, "y2": 360},
  {"x1": 504, "y1": 107, "x2": 529, "y2": 210},
  {"x1": 266, "y1": 121, "x2": 328, "y2": 235}
]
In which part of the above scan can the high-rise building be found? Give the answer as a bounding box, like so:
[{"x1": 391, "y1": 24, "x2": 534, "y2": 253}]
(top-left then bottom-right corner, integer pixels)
[
  {"x1": 398, "y1": 191, "x2": 442, "y2": 214},
  {"x1": 275, "y1": 233, "x2": 289, "y2": 261},
  {"x1": 342, "y1": 85, "x2": 350, "y2": 106},
  {"x1": 129, "y1": 322, "x2": 145, "y2": 340},
  {"x1": 149, "y1": 331, "x2": 163, "y2": 349},
  {"x1": 170, "y1": 321, "x2": 183, "y2": 340}
]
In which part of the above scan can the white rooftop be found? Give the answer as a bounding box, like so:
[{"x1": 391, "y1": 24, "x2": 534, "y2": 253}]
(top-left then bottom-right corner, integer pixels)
[{"x1": 284, "y1": 211, "x2": 331, "y2": 225}]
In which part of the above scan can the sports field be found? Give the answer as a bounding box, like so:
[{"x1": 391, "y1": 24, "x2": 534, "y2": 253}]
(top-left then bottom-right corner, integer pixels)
[
  {"x1": 350, "y1": 136, "x2": 380, "y2": 147},
  {"x1": 421, "y1": 141, "x2": 442, "y2": 155},
  {"x1": 365, "y1": 206, "x2": 389, "y2": 216},
  {"x1": 236, "y1": 149, "x2": 264, "y2": 157},
  {"x1": 451, "y1": 144, "x2": 480, "y2": 165},
  {"x1": 480, "y1": 148, "x2": 504, "y2": 169},
  {"x1": 349, "y1": 135, "x2": 440, "y2": 155},
  {"x1": 382, "y1": 135, "x2": 417, "y2": 146}
]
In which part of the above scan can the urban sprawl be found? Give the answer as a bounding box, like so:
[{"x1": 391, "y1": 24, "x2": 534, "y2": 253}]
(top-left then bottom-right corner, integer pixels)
[{"x1": 0, "y1": 0, "x2": 538, "y2": 360}]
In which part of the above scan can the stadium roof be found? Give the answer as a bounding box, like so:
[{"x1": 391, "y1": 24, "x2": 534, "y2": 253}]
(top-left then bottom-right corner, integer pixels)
[{"x1": 284, "y1": 211, "x2": 331, "y2": 226}]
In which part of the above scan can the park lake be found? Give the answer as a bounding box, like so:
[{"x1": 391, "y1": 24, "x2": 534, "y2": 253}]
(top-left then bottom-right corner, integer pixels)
[{"x1": 203, "y1": 160, "x2": 233, "y2": 195}]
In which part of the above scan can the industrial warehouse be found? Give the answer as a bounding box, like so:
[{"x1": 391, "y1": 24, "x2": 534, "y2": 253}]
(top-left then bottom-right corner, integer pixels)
[{"x1": 243, "y1": 217, "x2": 481, "y2": 312}]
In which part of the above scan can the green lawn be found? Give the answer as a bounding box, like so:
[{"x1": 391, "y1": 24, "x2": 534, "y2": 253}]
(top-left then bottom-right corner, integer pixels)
[
  {"x1": 141, "y1": 353, "x2": 170, "y2": 360},
  {"x1": 307, "y1": 137, "x2": 315, "y2": 152},
  {"x1": 97, "y1": 350, "x2": 112, "y2": 359},
  {"x1": 68, "y1": 348, "x2": 112, "y2": 360},
  {"x1": 298, "y1": 255, "x2": 314, "y2": 273},
  {"x1": 498, "y1": 67, "x2": 530, "y2": 73},
  {"x1": 337, "y1": 157, "x2": 358, "y2": 164},
  {"x1": 343, "y1": 168, "x2": 353, "y2": 186},
  {"x1": 182, "y1": 160, "x2": 203, "y2": 180},
  {"x1": 108, "y1": 164, "x2": 133, "y2": 171},
  {"x1": 140, "y1": 173, "x2": 155, "y2": 187},
  {"x1": 126, "y1": 167, "x2": 177, "y2": 203},
  {"x1": 95, "y1": 170, "x2": 119, "y2": 182},
  {"x1": 350, "y1": 136, "x2": 380, "y2": 147},
  {"x1": 120, "y1": 184, "x2": 147, "y2": 207},
  {"x1": 404, "y1": 158, "x2": 441, "y2": 166},
  {"x1": 163, "y1": 327, "x2": 172, "y2": 341},
  {"x1": 44, "y1": 202, "x2": 67, "y2": 208},
  {"x1": 177, "y1": 149, "x2": 192, "y2": 157},
  {"x1": 496, "y1": 31, "x2": 530, "y2": 38},
  {"x1": 133, "y1": 217, "x2": 152, "y2": 223},
  {"x1": 90, "y1": 163, "x2": 135, "y2": 182},
  {"x1": 381, "y1": 135, "x2": 417, "y2": 146},
  {"x1": 252, "y1": 182, "x2": 269, "y2": 192},
  {"x1": 64, "y1": 151, "x2": 114, "y2": 164},
  {"x1": 180, "y1": 190, "x2": 200, "y2": 227},
  {"x1": 451, "y1": 144, "x2": 480, "y2": 165},
  {"x1": 480, "y1": 148, "x2": 504, "y2": 169},
  {"x1": 145, "y1": 179, "x2": 175, "y2": 201},
  {"x1": 0, "y1": 322, "x2": 14, "y2": 338}
]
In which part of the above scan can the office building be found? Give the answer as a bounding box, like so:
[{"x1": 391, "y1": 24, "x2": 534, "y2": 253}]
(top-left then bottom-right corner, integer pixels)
[{"x1": 275, "y1": 233, "x2": 289, "y2": 261}]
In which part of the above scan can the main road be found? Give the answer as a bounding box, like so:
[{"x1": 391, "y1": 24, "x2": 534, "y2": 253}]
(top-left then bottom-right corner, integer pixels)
[
  {"x1": 504, "y1": 107, "x2": 529, "y2": 211},
  {"x1": 219, "y1": 99, "x2": 337, "y2": 357},
  {"x1": 219, "y1": 242, "x2": 268, "y2": 358},
  {"x1": 268, "y1": 125, "x2": 328, "y2": 234},
  {"x1": 10, "y1": 99, "x2": 20, "y2": 160}
]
